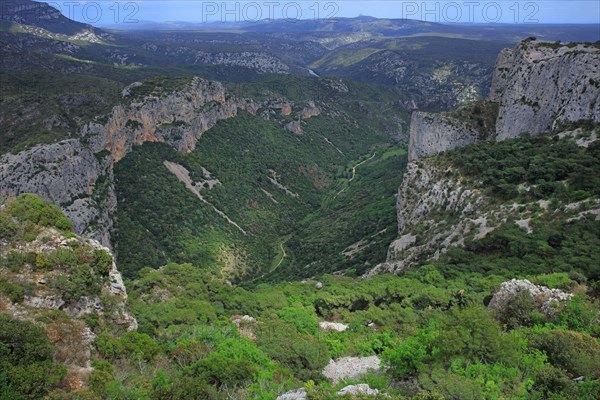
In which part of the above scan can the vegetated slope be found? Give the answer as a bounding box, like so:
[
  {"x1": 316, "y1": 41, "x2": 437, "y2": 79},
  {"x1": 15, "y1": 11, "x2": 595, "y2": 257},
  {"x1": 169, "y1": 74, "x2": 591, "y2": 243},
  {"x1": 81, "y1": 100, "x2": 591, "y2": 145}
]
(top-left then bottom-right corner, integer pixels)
[
  {"x1": 267, "y1": 147, "x2": 407, "y2": 281},
  {"x1": 0, "y1": 194, "x2": 136, "y2": 397},
  {"x1": 114, "y1": 93, "x2": 406, "y2": 279},
  {"x1": 4, "y1": 153, "x2": 600, "y2": 399}
]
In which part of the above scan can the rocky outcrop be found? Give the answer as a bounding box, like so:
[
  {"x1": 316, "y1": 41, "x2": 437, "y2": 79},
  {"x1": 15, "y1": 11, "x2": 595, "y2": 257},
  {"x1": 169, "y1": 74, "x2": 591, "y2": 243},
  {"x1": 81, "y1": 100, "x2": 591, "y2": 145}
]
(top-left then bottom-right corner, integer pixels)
[
  {"x1": 1, "y1": 77, "x2": 239, "y2": 246},
  {"x1": 407, "y1": 40, "x2": 599, "y2": 161},
  {"x1": 323, "y1": 355, "x2": 381, "y2": 385},
  {"x1": 1, "y1": 217, "x2": 136, "y2": 390},
  {"x1": 488, "y1": 279, "x2": 573, "y2": 317},
  {"x1": 0, "y1": 140, "x2": 116, "y2": 245},
  {"x1": 408, "y1": 111, "x2": 482, "y2": 161},
  {"x1": 491, "y1": 40, "x2": 600, "y2": 139},
  {"x1": 277, "y1": 388, "x2": 307, "y2": 400},
  {"x1": 83, "y1": 77, "x2": 237, "y2": 160},
  {"x1": 379, "y1": 40, "x2": 600, "y2": 276},
  {"x1": 319, "y1": 321, "x2": 349, "y2": 332},
  {"x1": 5, "y1": 225, "x2": 137, "y2": 330},
  {"x1": 337, "y1": 384, "x2": 379, "y2": 396},
  {"x1": 367, "y1": 161, "x2": 484, "y2": 276}
]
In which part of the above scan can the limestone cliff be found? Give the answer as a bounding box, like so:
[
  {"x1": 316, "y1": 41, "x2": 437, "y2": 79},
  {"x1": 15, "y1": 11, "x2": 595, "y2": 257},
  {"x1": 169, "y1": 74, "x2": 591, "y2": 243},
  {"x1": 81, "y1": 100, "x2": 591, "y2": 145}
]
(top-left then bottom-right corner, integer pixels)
[
  {"x1": 366, "y1": 161, "x2": 485, "y2": 276},
  {"x1": 491, "y1": 40, "x2": 600, "y2": 139},
  {"x1": 0, "y1": 77, "x2": 240, "y2": 246},
  {"x1": 408, "y1": 111, "x2": 483, "y2": 161},
  {"x1": 378, "y1": 38, "x2": 600, "y2": 275},
  {"x1": 82, "y1": 77, "x2": 238, "y2": 161},
  {"x1": 407, "y1": 40, "x2": 599, "y2": 161},
  {"x1": 0, "y1": 140, "x2": 116, "y2": 245}
]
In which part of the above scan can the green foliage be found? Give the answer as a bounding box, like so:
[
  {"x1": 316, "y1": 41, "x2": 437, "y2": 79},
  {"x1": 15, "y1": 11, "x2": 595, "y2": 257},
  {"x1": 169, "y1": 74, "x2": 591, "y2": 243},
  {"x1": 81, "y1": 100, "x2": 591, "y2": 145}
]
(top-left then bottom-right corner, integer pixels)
[
  {"x1": 494, "y1": 289, "x2": 537, "y2": 329},
  {"x1": 436, "y1": 306, "x2": 520, "y2": 364},
  {"x1": 529, "y1": 365, "x2": 578, "y2": 400},
  {"x1": 549, "y1": 293, "x2": 600, "y2": 336},
  {"x1": 51, "y1": 265, "x2": 102, "y2": 304},
  {"x1": 382, "y1": 331, "x2": 433, "y2": 378},
  {"x1": 445, "y1": 135, "x2": 600, "y2": 202},
  {"x1": 0, "y1": 282, "x2": 24, "y2": 303},
  {"x1": 531, "y1": 273, "x2": 577, "y2": 291},
  {"x1": 0, "y1": 314, "x2": 66, "y2": 399},
  {"x1": 7, "y1": 194, "x2": 72, "y2": 231},
  {"x1": 94, "y1": 331, "x2": 160, "y2": 362},
  {"x1": 115, "y1": 104, "x2": 403, "y2": 279},
  {"x1": 255, "y1": 319, "x2": 330, "y2": 380},
  {"x1": 531, "y1": 330, "x2": 600, "y2": 379},
  {"x1": 276, "y1": 306, "x2": 317, "y2": 334},
  {"x1": 91, "y1": 250, "x2": 113, "y2": 277},
  {"x1": 189, "y1": 338, "x2": 270, "y2": 388}
]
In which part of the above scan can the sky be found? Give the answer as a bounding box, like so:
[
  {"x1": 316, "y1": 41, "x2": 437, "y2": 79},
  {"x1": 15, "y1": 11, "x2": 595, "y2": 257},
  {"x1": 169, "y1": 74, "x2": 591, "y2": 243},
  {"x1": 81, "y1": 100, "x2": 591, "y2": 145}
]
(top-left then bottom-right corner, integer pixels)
[{"x1": 39, "y1": 1, "x2": 600, "y2": 26}]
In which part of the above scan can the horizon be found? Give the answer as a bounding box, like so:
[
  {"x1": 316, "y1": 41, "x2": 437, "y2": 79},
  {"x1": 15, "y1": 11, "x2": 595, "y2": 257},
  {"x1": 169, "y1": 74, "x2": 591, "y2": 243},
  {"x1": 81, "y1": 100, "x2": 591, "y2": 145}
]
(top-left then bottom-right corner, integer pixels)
[{"x1": 30, "y1": 0, "x2": 600, "y2": 27}]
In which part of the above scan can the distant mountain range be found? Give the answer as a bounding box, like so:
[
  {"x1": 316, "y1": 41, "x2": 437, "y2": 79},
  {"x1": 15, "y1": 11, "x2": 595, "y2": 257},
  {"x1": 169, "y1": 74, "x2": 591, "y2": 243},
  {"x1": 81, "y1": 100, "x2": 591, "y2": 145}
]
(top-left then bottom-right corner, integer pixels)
[{"x1": 103, "y1": 15, "x2": 600, "y2": 43}]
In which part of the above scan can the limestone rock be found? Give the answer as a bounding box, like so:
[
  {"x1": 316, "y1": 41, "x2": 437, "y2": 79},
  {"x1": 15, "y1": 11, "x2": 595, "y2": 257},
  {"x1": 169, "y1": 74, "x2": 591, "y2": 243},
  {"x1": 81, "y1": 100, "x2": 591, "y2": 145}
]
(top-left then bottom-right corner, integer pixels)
[
  {"x1": 367, "y1": 161, "x2": 484, "y2": 276},
  {"x1": 336, "y1": 384, "x2": 379, "y2": 397},
  {"x1": 408, "y1": 111, "x2": 483, "y2": 161},
  {"x1": 0, "y1": 139, "x2": 116, "y2": 246},
  {"x1": 323, "y1": 355, "x2": 381, "y2": 385},
  {"x1": 488, "y1": 279, "x2": 573, "y2": 317},
  {"x1": 82, "y1": 77, "x2": 237, "y2": 160},
  {"x1": 319, "y1": 321, "x2": 349, "y2": 332},
  {"x1": 1, "y1": 77, "x2": 238, "y2": 247},
  {"x1": 491, "y1": 40, "x2": 600, "y2": 139},
  {"x1": 277, "y1": 388, "x2": 307, "y2": 400}
]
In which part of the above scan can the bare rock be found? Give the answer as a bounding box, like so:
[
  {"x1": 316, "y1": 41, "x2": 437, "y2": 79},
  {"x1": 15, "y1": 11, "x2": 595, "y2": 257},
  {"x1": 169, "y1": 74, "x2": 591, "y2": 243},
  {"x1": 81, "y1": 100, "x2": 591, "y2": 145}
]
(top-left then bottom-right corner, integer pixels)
[
  {"x1": 323, "y1": 355, "x2": 381, "y2": 385},
  {"x1": 337, "y1": 384, "x2": 379, "y2": 397},
  {"x1": 488, "y1": 279, "x2": 573, "y2": 317},
  {"x1": 319, "y1": 321, "x2": 349, "y2": 332},
  {"x1": 277, "y1": 388, "x2": 307, "y2": 400}
]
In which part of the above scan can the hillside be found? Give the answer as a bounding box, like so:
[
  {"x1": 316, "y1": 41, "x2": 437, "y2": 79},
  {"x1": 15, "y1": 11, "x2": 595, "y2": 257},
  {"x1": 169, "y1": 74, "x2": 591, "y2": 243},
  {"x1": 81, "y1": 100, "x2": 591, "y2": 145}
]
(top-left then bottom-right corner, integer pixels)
[
  {"x1": 1, "y1": 3, "x2": 600, "y2": 399},
  {"x1": 2, "y1": 192, "x2": 599, "y2": 399}
]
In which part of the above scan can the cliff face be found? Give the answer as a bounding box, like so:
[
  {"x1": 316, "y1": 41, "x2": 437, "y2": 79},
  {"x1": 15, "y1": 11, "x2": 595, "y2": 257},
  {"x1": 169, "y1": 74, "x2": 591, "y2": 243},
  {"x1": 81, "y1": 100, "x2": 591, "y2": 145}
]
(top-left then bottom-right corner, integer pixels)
[
  {"x1": 366, "y1": 161, "x2": 485, "y2": 276},
  {"x1": 83, "y1": 77, "x2": 238, "y2": 161},
  {"x1": 0, "y1": 140, "x2": 116, "y2": 245},
  {"x1": 0, "y1": 77, "x2": 240, "y2": 246},
  {"x1": 492, "y1": 41, "x2": 600, "y2": 139},
  {"x1": 407, "y1": 40, "x2": 600, "y2": 161},
  {"x1": 408, "y1": 112, "x2": 481, "y2": 161},
  {"x1": 377, "y1": 40, "x2": 600, "y2": 276}
]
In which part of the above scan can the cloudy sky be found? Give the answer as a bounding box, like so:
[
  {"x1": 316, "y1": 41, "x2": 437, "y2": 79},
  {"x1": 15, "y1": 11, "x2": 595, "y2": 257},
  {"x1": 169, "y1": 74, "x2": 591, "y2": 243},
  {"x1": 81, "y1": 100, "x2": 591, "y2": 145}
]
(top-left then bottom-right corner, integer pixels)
[{"x1": 41, "y1": 1, "x2": 600, "y2": 25}]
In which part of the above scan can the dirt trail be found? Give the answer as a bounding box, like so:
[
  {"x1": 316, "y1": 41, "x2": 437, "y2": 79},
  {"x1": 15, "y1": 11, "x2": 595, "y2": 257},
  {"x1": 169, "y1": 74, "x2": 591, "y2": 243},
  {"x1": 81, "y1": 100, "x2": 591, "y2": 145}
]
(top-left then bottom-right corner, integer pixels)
[
  {"x1": 349, "y1": 152, "x2": 376, "y2": 182},
  {"x1": 273, "y1": 240, "x2": 287, "y2": 270},
  {"x1": 335, "y1": 152, "x2": 377, "y2": 197},
  {"x1": 164, "y1": 161, "x2": 247, "y2": 235}
]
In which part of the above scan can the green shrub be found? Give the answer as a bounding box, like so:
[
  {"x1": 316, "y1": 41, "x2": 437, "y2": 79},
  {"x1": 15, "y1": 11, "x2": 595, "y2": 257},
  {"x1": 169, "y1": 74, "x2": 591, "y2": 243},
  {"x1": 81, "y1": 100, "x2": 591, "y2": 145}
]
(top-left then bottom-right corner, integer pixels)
[
  {"x1": 0, "y1": 282, "x2": 25, "y2": 303},
  {"x1": 8, "y1": 194, "x2": 72, "y2": 231},
  {"x1": 91, "y1": 250, "x2": 113, "y2": 277},
  {"x1": 94, "y1": 331, "x2": 160, "y2": 362},
  {"x1": 531, "y1": 329, "x2": 600, "y2": 379},
  {"x1": 0, "y1": 314, "x2": 66, "y2": 399},
  {"x1": 529, "y1": 365, "x2": 578, "y2": 399},
  {"x1": 255, "y1": 319, "x2": 329, "y2": 380},
  {"x1": 276, "y1": 306, "x2": 317, "y2": 334}
]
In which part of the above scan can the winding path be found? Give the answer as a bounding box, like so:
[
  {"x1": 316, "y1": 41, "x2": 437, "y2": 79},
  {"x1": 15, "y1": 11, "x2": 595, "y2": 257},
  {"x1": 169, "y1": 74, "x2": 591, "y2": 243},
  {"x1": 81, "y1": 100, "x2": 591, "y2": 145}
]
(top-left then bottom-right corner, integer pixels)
[
  {"x1": 335, "y1": 152, "x2": 377, "y2": 197},
  {"x1": 273, "y1": 240, "x2": 287, "y2": 271}
]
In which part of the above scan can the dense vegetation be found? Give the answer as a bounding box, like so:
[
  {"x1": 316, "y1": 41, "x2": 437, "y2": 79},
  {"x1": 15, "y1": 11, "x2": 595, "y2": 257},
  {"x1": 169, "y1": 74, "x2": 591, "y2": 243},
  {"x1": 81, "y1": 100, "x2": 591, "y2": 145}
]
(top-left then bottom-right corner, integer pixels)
[
  {"x1": 432, "y1": 131, "x2": 600, "y2": 281},
  {"x1": 114, "y1": 106, "x2": 406, "y2": 280},
  {"x1": 2, "y1": 188, "x2": 599, "y2": 399},
  {"x1": 2, "y1": 5, "x2": 600, "y2": 398}
]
